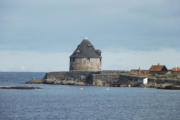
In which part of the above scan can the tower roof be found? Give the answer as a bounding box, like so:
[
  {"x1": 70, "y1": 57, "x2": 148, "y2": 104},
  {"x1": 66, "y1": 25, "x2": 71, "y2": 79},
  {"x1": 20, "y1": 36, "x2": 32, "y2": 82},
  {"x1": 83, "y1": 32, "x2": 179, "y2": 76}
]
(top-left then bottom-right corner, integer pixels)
[{"x1": 70, "y1": 39, "x2": 101, "y2": 58}]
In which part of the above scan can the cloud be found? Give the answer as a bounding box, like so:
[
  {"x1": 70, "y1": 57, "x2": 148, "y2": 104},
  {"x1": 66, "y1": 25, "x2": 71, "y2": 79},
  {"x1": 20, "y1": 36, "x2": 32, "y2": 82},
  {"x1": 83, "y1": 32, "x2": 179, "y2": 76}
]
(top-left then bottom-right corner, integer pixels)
[
  {"x1": 0, "y1": 0, "x2": 180, "y2": 52},
  {"x1": 0, "y1": 0, "x2": 180, "y2": 71}
]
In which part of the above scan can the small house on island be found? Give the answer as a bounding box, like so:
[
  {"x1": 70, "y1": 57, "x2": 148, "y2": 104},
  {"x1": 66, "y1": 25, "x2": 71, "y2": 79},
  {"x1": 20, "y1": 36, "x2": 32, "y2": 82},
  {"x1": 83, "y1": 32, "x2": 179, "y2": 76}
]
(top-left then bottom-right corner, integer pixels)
[
  {"x1": 138, "y1": 77, "x2": 148, "y2": 85},
  {"x1": 172, "y1": 67, "x2": 180, "y2": 72},
  {"x1": 149, "y1": 64, "x2": 168, "y2": 74}
]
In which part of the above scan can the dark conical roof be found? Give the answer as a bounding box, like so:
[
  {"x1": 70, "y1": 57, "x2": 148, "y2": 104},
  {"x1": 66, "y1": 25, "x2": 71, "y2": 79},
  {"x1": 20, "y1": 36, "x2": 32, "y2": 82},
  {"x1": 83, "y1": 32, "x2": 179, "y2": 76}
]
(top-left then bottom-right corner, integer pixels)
[{"x1": 70, "y1": 39, "x2": 101, "y2": 58}]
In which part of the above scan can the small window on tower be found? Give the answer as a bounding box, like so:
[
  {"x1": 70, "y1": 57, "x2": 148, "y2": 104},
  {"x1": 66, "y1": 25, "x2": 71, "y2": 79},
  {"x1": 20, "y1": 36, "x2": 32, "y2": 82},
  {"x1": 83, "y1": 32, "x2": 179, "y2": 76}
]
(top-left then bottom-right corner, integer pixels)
[
  {"x1": 71, "y1": 58, "x2": 75, "y2": 62},
  {"x1": 87, "y1": 44, "x2": 92, "y2": 47}
]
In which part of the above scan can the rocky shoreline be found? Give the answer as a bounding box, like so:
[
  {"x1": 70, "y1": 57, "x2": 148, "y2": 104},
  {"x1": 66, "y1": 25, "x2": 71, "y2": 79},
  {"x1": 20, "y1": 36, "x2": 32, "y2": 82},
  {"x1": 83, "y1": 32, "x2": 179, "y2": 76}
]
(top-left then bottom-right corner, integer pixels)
[
  {"x1": 0, "y1": 86, "x2": 41, "y2": 90},
  {"x1": 156, "y1": 84, "x2": 180, "y2": 90},
  {"x1": 2, "y1": 80, "x2": 180, "y2": 90},
  {"x1": 26, "y1": 79, "x2": 180, "y2": 90},
  {"x1": 24, "y1": 70, "x2": 180, "y2": 90},
  {"x1": 25, "y1": 79, "x2": 44, "y2": 84}
]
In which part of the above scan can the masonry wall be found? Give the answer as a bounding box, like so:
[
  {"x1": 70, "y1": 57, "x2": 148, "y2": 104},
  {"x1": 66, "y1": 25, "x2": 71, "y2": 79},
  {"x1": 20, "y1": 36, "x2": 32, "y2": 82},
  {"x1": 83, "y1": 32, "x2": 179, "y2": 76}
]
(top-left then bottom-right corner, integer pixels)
[
  {"x1": 92, "y1": 74, "x2": 140, "y2": 87},
  {"x1": 69, "y1": 58, "x2": 101, "y2": 71},
  {"x1": 43, "y1": 71, "x2": 180, "y2": 87},
  {"x1": 44, "y1": 71, "x2": 100, "y2": 85},
  {"x1": 44, "y1": 71, "x2": 143, "y2": 86}
]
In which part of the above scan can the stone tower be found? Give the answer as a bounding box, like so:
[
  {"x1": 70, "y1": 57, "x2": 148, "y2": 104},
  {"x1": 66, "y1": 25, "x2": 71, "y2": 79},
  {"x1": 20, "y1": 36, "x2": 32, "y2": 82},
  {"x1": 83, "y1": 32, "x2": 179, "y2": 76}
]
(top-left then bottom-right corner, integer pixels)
[{"x1": 69, "y1": 38, "x2": 102, "y2": 71}]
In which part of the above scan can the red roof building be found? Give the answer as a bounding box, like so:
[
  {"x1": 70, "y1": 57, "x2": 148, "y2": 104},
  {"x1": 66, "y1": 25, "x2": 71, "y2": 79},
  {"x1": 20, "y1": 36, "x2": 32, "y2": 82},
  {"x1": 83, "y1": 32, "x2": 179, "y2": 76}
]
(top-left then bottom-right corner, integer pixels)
[
  {"x1": 172, "y1": 67, "x2": 180, "y2": 72},
  {"x1": 149, "y1": 64, "x2": 168, "y2": 73}
]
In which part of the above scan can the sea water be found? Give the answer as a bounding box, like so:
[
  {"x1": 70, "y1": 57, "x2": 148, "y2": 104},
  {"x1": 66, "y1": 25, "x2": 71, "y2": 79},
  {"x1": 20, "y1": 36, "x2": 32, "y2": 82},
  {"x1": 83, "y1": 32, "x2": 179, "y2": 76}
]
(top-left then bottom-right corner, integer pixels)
[{"x1": 0, "y1": 72, "x2": 180, "y2": 120}]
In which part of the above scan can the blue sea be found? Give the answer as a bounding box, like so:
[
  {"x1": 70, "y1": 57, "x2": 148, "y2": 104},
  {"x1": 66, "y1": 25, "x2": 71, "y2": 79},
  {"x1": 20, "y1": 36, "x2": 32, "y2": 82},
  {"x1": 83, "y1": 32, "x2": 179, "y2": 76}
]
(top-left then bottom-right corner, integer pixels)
[{"x1": 0, "y1": 72, "x2": 180, "y2": 120}]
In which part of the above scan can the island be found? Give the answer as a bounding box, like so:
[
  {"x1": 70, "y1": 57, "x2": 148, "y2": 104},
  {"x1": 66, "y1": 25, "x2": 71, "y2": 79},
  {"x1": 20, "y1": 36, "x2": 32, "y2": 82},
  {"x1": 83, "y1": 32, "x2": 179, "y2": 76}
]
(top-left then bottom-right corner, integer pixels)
[{"x1": 27, "y1": 38, "x2": 180, "y2": 90}]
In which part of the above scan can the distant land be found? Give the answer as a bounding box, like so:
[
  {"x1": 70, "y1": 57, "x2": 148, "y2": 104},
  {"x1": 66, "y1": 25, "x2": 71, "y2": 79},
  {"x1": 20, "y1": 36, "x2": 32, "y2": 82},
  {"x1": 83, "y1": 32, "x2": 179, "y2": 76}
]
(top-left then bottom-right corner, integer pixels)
[{"x1": 27, "y1": 38, "x2": 180, "y2": 90}]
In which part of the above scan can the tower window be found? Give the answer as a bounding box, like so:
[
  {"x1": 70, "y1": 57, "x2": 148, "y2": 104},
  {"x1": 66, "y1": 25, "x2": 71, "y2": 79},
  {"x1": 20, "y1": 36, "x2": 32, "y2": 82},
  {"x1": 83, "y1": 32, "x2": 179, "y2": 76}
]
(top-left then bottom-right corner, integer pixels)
[{"x1": 71, "y1": 58, "x2": 75, "y2": 62}]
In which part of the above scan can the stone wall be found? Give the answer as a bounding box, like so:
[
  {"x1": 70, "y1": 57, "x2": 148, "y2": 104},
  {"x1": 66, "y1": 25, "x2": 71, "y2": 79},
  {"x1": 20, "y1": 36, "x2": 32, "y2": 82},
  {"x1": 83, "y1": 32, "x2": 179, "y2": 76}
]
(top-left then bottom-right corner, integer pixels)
[
  {"x1": 100, "y1": 70, "x2": 129, "y2": 75},
  {"x1": 43, "y1": 71, "x2": 180, "y2": 87},
  {"x1": 44, "y1": 71, "x2": 100, "y2": 85},
  {"x1": 92, "y1": 74, "x2": 141, "y2": 87},
  {"x1": 69, "y1": 58, "x2": 101, "y2": 71},
  {"x1": 44, "y1": 71, "x2": 142, "y2": 87}
]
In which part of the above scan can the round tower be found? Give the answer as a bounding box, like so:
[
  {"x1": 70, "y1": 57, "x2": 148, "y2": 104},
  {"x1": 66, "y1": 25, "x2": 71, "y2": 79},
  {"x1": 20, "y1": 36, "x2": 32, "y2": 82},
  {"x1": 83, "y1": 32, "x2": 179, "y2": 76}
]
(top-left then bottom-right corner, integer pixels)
[{"x1": 69, "y1": 38, "x2": 102, "y2": 71}]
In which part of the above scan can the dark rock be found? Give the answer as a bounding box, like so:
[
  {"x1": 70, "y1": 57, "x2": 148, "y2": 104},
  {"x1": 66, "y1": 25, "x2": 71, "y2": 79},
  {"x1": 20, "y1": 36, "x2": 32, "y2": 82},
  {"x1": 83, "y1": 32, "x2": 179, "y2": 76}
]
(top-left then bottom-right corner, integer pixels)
[
  {"x1": 0, "y1": 86, "x2": 41, "y2": 90},
  {"x1": 26, "y1": 79, "x2": 44, "y2": 84},
  {"x1": 156, "y1": 84, "x2": 180, "y2": 90}
]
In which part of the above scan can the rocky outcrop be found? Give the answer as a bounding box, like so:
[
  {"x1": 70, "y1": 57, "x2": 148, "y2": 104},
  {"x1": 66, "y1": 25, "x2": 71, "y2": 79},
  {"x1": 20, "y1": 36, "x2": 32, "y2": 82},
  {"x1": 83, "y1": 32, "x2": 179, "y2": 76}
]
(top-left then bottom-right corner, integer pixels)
[
  {"x1": 43, "y1": 71, "x2": 143, "y2": 87},
  {"x1": 26, "y1": 70, "x2": 180, "y2": 88},
  {"x1": 92, "y1": 74, "x2": 141, "y2": 87},
  {"x1": 0, "y1": 86, "x2": 41, "y2": 89},
  {"x1": 156, "y1": 84, "x2": 180, "y2": 90},
  {"x1": 26, "y1": 79, "x2": 44, "y2": 84}
]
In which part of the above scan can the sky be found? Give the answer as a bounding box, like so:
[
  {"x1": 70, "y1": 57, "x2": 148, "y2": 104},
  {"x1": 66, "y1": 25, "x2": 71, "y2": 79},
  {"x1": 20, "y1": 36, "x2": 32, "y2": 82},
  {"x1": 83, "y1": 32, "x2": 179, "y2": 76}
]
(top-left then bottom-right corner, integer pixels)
[{"x1": 0, "y1": 0, "x2": 180, "y2": 72}]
